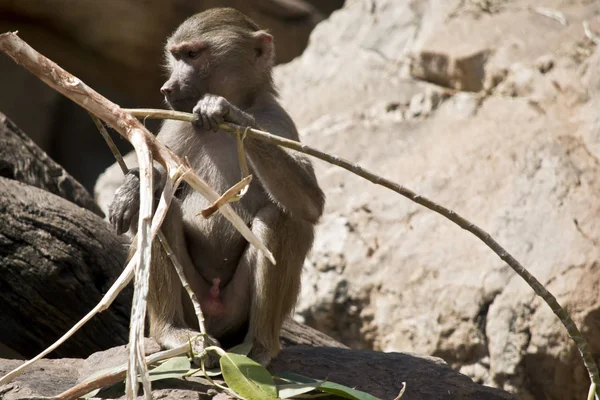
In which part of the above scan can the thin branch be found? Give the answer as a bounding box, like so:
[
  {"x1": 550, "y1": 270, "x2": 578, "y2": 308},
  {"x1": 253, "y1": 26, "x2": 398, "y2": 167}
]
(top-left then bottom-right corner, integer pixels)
[
  {"x1": 588, "y1": 382, "x2": 597, "y2": 400},
  {"x1": 124, "y1": 107, "x2": 600, "y2": 392},
  {"x1": 158, "y1": 230, "x2": 207, "y2": 334},
  {"x1": 126, "y1": 131, "x2": 153, "y2": 399},
  {"x1": 394, "y1": 382, "x2": 407, "y2": 400},
  {"x1": 154, "y1": 172, "x2": 207, "y2": 333},
  {"x1": 236, "y1": 126, "x2": 251, "y2": 179},
  {"x1": 89, "y1": 114, "x2": 128, "y2": 173}
]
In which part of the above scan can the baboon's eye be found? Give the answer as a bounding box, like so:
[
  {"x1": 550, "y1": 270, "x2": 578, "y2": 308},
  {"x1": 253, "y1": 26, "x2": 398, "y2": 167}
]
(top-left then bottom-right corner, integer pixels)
[{"x1": 187, "y1": 50, "x2": 202, "y2": 59}]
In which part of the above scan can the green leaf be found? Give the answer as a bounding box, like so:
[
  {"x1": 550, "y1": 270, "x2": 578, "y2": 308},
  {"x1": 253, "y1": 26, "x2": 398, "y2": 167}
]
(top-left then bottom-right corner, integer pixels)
[
  {"x1": 275, "y1": 371, "x2": 316, "y2": 384},
  {"x1": 220, "y1": 352, "x2": 278, "y2": 399},
  {"x1": 277, "y1": 382, "x2": 322, "y2": 399},
  {"x1": 318, "y1": 381, "x2": 380, "y2": 400},
  {"x1": 227, "y1": 341, "x2": 253, "y2": 356},
  {"x1": 275, "y1": 371, "x2": 381, "y2": 400},
  {"x1": 147, "y1": 356, "x2": 191, "y2": 382},
  {"x1": 188, "y1": 341, "x2": 252, "y2": 378}
]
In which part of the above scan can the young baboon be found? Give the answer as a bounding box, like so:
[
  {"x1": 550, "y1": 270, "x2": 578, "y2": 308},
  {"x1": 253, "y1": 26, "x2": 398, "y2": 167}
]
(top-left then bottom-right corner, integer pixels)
[{"x1": 108, "y1": 8, "x2": 325, "y2": 365}]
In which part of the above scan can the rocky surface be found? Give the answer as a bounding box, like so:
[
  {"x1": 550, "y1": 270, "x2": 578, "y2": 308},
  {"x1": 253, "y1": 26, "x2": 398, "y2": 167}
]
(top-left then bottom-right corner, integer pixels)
[
  {"x1": 273, "y1": 1, "x2": 600, "y2": 399},
  {"x1": 0, "y1": 338, "x2": 516, "y2": 400}
]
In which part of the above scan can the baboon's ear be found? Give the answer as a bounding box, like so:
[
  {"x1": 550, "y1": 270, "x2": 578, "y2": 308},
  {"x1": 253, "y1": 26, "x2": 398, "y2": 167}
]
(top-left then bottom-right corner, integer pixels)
[{"x1": 253, "y1": 30, "x2": 275, "y2": 66}]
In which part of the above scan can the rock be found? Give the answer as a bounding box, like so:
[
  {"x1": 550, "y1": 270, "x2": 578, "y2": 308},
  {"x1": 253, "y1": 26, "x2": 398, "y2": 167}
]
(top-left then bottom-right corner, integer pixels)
[
  {"x1": 579, "y1": 47, "x2": 600, "y2": 163},
  {"x1": 535, "y1": 54, "x2": 555, "y2": 74},
  {"x1": 410, "y1": 49, "x2": 489, "y2": 92},
  {"x1": 0, "y1": 341, "x2": 517, "y2": 399},
  {"x1": 582, "y1": 45, "x2": 600, "y2": 92},
  {"x1": 280, "y1": 319, "x2": 348, "y2": 349},
  {"x1": 274, "y1": 0, "x2": 600, "y2": 399},
  {"x1": 436, "y1": 92, "x2": 481, "y2": 120},
  {"x1": 0, "y1": 358, "x2": 83, "y2": 400},
  {"x1": 271, "y1": 346, "x2": 516, "y2": 400},
  {"x1": 406, "y1": 89, "x2": 443, "y2": 119},
  {"x1": 273, "y1": 0, "x2": 428, "y2": 128},
  {"x1": 483, "y1": 65, "x2": 508, "y2": 93},
  {"x1": 492, "y1": 63, "x2": 560, "y2": 106},
  {"x1": 0, "y1": 112, "x2": 102, "y2": 216}
]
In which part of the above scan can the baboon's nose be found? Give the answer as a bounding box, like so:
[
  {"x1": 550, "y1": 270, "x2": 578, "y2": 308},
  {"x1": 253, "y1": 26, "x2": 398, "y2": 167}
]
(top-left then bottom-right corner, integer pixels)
[{"x1": 160, "y1": 82, "x2": 174, "y2": 96}]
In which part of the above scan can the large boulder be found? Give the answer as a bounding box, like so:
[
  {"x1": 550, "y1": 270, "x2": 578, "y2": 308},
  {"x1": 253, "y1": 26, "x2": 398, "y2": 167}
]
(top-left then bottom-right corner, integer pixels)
[{"x1": 274, "y1": 1, "x2": 600, "y2": 399}]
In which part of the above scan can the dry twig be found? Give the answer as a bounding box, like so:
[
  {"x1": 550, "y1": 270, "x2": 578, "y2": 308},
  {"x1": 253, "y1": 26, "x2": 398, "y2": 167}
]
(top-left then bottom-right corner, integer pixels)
[
  {"x1": 126, "y1": 130, "x2": 154, "y2": 398},
  {"x1": 201, "y1": 175, "x2": 253, "y2": 218}
]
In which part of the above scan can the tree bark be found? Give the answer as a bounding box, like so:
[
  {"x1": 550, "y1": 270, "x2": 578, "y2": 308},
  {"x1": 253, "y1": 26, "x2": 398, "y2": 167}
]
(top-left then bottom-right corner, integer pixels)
[
  {"x1": 0, "y1": 112, "x2": 103, "y2": 216},
  {"x1": 0, "y1": 112, "x2": 131, "y2": 358},
  {"x1": 0, "y1": 176, "x2": 132, "y2": 358}
]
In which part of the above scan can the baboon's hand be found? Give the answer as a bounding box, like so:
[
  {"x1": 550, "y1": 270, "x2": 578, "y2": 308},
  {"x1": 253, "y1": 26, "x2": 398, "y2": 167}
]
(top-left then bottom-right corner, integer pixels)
[
  {"x1": 193, "y1": 94, "x2": 232, "y2": 132},
  {"x1": 109, "y1": 168, "x2": 141, "y2": 235}
]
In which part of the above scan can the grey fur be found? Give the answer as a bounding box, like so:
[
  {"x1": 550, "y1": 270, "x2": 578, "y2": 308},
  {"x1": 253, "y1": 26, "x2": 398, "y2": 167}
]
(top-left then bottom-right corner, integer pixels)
[{"x1": 109, "y1": 8, "x2": 324, "y2": 365}]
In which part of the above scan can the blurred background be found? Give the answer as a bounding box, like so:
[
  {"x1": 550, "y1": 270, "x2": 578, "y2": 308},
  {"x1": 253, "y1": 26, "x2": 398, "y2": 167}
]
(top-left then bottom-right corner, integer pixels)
[{"x1": 0, "y1": 0, "x2": 343, "y2": 189}]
